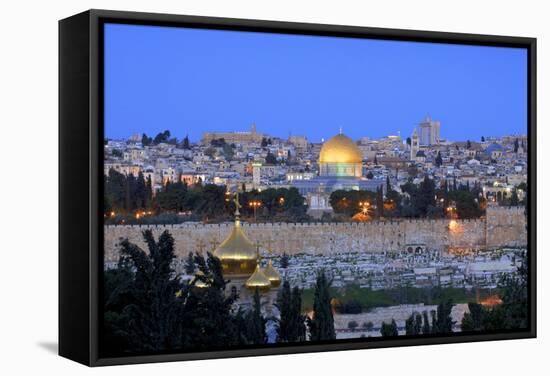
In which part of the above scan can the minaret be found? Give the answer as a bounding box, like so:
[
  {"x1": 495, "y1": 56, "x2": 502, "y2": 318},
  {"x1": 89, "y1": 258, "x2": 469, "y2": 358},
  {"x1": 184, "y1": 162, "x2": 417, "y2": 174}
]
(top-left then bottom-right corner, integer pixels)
[{"x1": 410, "y1": 128, "x2": 419, "y2": 161}]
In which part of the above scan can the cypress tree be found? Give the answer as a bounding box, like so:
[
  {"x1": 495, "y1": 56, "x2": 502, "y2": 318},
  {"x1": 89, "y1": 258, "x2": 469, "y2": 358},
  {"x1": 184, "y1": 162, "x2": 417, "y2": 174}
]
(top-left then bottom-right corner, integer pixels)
[
  {"x1": 376, "y1": 186, "x2": 384, "y2": 217},
  {"x1": 280, "y1": 253, "x2": 290, "y2": 268},
  {"x1": 145, "y1": 175, "x2": 153, "y2": 208},
  {"x1": 414, "y1": 313, "x2": 423, "y2": 335},
  {"x1": 433, "y1": 300, "x2": 454, "y2": 334},
  {"x1": 184, "y1": 251, "x2": 195, "y2": 274},
  {"x1": 247, "y1": 288, "x2": 267, "y2": 345},
  {"x1": 435, "y1": 151, "x2": 443, "y2": 167},
  {"x1": 276, "y1": 281, "x2": 292, "y2": 342},
  {"x1": 308, "y1": 270, "x2": 335, "y2": 341},
  {"x1": 136, "y1": 171, "x2": 147, "y2": 209},
  {"x1": 405, "y1": 315, "x2": 415, "y2": 335},
  {"x1": 277, "y1": 281, "x2": 306, "y2": 343},
  {"x1": 380, "y1": 319, "x2": 398, "y2": 337},
  {"x1": 422, "y1": 311, "x2": 431, "y2": 334}
]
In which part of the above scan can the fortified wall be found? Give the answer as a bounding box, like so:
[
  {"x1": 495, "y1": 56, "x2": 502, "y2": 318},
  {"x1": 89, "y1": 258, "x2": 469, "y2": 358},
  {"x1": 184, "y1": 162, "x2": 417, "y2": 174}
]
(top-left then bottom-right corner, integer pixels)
[{"x1": 103, "y1": 207, "x2": 527, "y2": 263}]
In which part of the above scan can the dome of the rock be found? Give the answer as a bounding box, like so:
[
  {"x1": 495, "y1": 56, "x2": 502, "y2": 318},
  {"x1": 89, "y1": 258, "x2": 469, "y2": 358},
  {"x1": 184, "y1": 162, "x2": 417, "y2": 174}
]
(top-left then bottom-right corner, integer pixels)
[
  {"x1": 318, "y1": 132, "x2": 363, "y2": 178},
  {"x1": 319, "y1": 133, "x2": 363, "y2": 164}
]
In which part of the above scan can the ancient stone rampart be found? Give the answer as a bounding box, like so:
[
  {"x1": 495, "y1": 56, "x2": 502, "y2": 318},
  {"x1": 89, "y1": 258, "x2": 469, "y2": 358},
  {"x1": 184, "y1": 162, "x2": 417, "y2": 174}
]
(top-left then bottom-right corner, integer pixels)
[{"x1": 103, "y1": 207, "x2": 527, "y2": 262}]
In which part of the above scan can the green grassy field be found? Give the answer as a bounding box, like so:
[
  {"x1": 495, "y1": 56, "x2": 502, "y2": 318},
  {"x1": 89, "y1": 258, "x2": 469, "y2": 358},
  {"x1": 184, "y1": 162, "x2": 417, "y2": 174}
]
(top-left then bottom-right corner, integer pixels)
[{"x1": 301, "y1": 284, "x2": 500, "y2": 312}]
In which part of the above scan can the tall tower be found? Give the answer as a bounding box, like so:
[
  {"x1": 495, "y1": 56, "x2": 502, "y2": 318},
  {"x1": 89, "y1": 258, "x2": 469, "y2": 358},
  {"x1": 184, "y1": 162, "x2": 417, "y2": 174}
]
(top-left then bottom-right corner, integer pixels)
[
  {"x1": 418, "y1": 116, "x2": 441, "y2": 145},
  {"x1": 410, "y1": 128, "x2": 419, "y2": 161}
]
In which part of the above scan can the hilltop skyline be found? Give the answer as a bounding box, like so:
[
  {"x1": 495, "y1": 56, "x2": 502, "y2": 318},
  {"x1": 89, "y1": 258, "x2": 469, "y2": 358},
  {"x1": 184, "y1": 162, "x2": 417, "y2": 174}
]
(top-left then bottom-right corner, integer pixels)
[
  {"x1": 104, "y1": 23, "x2": 527, "y2": 142},
  {"x1": 110, "y1": 125, "x2": 525, "y2": 144}
]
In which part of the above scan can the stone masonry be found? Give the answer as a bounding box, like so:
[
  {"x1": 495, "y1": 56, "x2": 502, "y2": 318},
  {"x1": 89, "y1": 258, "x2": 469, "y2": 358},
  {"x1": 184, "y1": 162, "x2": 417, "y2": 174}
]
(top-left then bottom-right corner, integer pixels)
[{"x1": 103, "y1": 206, "x2": 527, "y2": 263}]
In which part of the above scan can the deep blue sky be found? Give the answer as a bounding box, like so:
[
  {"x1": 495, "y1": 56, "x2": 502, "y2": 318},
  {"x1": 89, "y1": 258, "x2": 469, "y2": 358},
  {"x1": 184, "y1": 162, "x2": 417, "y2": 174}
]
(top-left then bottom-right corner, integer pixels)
[{"x1": 104, "y1": 23, "x2": 527, "y2": 143}]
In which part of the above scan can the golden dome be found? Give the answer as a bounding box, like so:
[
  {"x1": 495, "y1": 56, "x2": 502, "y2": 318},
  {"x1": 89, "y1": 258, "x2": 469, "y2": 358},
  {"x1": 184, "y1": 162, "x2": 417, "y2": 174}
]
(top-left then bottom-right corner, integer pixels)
[
  {"x1": 263, "y1": 260, "x2": 281, "y2": 287},
  {"x1": 245, "y1": 263, "x2": 272, "y2": 291},
  {"x1": 214, "y1": 220, "x2": 257, "y2": 261},
  {"x1": 213, "y1": 219, "x2": 257, "y2": 276},
  {"x1": 319, "y1": 133, "x2": 362, "y2": 164}
]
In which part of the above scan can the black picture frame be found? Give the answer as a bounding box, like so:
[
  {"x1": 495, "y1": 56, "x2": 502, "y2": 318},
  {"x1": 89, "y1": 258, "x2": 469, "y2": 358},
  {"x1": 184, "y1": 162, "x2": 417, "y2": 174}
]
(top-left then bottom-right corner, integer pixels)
[{"x1": 59, "y1": 9, "x2": 537, "y2": 367}]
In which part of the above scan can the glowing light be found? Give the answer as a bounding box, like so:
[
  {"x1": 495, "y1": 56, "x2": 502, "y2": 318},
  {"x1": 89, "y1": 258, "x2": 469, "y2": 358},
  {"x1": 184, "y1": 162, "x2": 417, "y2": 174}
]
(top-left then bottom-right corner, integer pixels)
[
  {"x1": 448, "y1": 220, "x2": 459, "y2": 231},
  {"x1": 480, "y1": 295, "x2": 503, "y2": 307}
]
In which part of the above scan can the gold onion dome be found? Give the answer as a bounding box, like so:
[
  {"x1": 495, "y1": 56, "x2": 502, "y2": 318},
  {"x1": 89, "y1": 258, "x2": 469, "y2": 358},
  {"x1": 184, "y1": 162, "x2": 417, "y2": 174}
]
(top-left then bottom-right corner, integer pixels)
[
  {"x1": 263, "y1": 260, "x2": 281, "y2": 287},
  {"x1": 213, "y1": 191, "x2": 257, "y2": 276},
  {"x1": 319, "y1": 133, "x2": 362, "y2": 164},
  {"x1": 245, "y1": 263, "x2": 272, "y2": 292}
]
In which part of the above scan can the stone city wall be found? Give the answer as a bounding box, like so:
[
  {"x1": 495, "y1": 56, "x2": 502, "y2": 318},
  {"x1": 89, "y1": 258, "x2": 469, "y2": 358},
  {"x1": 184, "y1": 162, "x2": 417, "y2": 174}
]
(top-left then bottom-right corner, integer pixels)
[{"x1": 103, "y1": 207, "x2": 527, "y2": 263}]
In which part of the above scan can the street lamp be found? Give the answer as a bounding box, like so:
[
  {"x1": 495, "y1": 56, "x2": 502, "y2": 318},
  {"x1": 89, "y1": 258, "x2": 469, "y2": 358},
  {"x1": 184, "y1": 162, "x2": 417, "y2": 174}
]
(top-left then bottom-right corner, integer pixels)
[
  {"x1": 359, "y1": 201, "x2": 370, "y2": 214},
  {"x1": 249, "y1": 200, "x2": 261, "y2": 221}
]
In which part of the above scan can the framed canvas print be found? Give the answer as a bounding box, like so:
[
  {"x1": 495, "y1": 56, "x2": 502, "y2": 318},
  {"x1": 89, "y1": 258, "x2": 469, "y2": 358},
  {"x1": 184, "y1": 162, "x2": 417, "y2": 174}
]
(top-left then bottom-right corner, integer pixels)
[{"x1": 59, "y1": 9, "x2": 536, "y2": 366}]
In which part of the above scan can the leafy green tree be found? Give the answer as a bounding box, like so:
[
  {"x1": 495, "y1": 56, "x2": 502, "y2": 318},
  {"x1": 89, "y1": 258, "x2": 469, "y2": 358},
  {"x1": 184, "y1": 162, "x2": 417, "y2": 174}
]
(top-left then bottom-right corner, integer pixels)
[
  {"x1": 448, "y1": 189, "x2": 483, "y2": 219},
  {"x1": 183, "y1": 135, "x2": 190, "y2": 149},
  {"x1": 308, "y1": 270, "x2": 336, "y2": 341},
  {"x1": 210, "y1": 138, "x2": 226, "y2": 147},
  {"x1": 265, "y1": 151, "x2": 277, "y2": 165},
  {"x1": 112, "y1": 230, "x2": 182, "y2": 352},
  {"x1": 105, "y1": 168, "x2": 127, "y2": 212},
  {"x1": 222, "y1": 143, "x2": 235, "y2": 161},
  {"x1": 329, "y1": 190, "x2": 377, "y2": 217},
  {"x1": 204, "y1": 146, "x2": 216, "y2": 158},
  {"x1": 362, "y1": 321, "x2": 374, "y2": 331},
  {"x1": 155, "y1": 180, "x2": 187, "y2": 212},
  {"x1": 111, "y1": 149, "x2": 123, "y2": 158},
  {"x1": 191, "y1": 184, "x2": 228, "y2": 220},
  {"x1": 484, "y1": 263, "x2": 528, "y2": 330},
  {"x1": 461, "y1": 302, "x2": 485, "y2": 332},
  {"x1": 400, "y1": 176, "x2": 437, "y2": 218},
  {"x1": 432, "y1": 300, "x2": 454, "y2": 334},
  {"x1": 406, "y1": 313, "x2": 423, "y2": 335},
  {"x1": 141, "y1": 133, "x2": 153, "y2": 146},
  {"x1": 380, "y1": 320, "x2": 398, "y2": 337},
  {"x1": 153, "y1": 130, "x2": 171, "y2": 145},
  {"x1": 181, "y1": 252, "x2": 245, "y2": 348}
]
